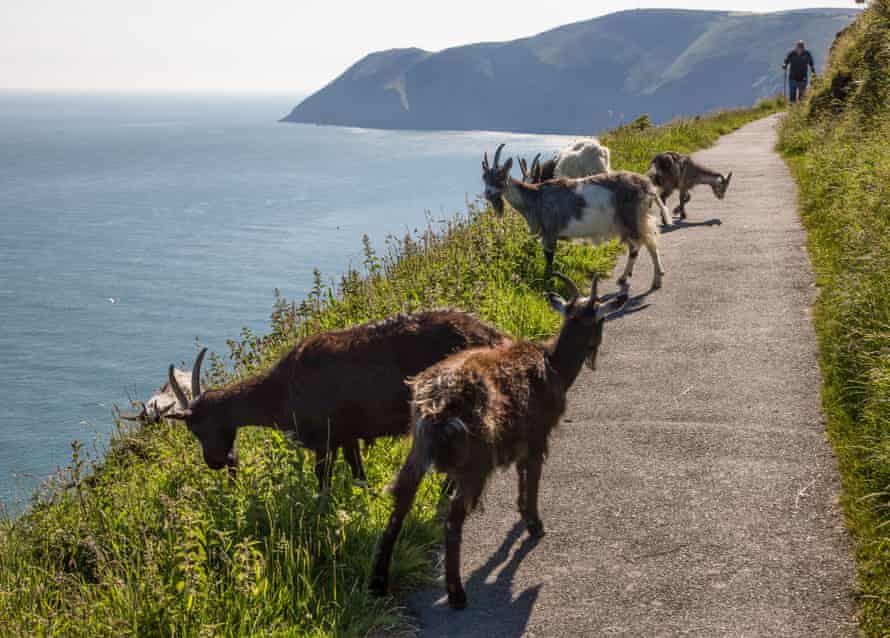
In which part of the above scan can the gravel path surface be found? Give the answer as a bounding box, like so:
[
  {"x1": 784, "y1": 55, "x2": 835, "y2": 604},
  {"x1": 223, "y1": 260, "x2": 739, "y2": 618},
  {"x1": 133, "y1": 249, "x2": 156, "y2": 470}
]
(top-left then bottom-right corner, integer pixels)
[{"x1": 407, "y1": 115, "x2": 857, "y2": 638}]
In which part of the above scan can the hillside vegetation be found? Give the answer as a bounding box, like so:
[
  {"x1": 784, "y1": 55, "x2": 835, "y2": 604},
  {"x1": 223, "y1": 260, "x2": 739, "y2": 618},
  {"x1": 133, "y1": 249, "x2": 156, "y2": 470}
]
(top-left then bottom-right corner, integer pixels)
[
  {"x1": 0, "y1": 100, "x2": 781, "y2": 637},
  {"x1": 778, "y1": 1, "x2": 890, "y2": 634},
  {"x1": 282, "y1": 8, "x2": 854, "y2": 134}
]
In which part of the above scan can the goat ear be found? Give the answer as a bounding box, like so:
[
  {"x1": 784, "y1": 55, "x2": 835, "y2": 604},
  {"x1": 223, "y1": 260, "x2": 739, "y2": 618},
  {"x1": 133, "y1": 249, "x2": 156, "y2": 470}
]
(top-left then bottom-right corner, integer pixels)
[
  {"x1": 482, "y1": 152, "x2": 489, "y2": 171},
  {"x1": 547, "y1": 292, "x2": 568, "y2": 316},
  {"x1": 724, "y1": 171, "x2": 733, "y2": 188}
]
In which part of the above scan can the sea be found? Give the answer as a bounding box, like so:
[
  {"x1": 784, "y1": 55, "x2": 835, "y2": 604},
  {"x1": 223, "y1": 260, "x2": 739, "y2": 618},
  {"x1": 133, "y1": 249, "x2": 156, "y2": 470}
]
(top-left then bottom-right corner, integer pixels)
[{"x1": 0, "y1": 91, "x2": 573, "y2": 512}]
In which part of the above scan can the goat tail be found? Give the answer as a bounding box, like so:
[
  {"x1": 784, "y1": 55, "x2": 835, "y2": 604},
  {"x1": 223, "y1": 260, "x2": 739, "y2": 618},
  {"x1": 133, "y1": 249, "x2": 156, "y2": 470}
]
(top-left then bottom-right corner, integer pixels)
[{"x1": 387, "y1": 416, "x2": 466, "y2": 495}]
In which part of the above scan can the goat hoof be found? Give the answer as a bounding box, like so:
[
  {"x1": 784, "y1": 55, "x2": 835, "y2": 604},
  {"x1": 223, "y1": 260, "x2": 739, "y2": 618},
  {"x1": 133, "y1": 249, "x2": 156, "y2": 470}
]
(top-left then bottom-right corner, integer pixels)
[
  {"x1": 526, "y1": 519, "x2": 546, "y2": 538},
  {"x1": 369, "y1": 576, "x2": 388, "y2": 597},
  {"x1": 448, "y1": 587, "x2": 467, "y2": 610}
]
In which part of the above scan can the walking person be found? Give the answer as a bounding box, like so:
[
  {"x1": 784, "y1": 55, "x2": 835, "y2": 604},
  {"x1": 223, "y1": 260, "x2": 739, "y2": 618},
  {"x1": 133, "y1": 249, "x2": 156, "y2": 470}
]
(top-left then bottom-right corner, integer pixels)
[{"x1": 783, "y1": 40, "x2": 816, "y2": 103}]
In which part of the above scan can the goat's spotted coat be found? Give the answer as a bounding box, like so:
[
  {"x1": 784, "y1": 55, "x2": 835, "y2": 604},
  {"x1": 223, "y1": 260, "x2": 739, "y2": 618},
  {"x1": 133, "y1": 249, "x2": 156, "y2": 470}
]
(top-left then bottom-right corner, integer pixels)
[{"x1": 483, "y1": 144, "x2": 668, "y2": 298}]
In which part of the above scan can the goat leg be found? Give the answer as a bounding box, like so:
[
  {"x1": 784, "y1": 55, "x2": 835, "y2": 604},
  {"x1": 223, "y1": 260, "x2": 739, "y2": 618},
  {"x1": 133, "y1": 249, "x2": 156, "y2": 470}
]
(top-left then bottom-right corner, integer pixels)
[
  {"x1": 616, "y1": 242, "x2": 639, "y2": 303},
  {"x1": 444, "y1": 491, "x2": 470, "y2": 609},
  {"x1": 521, "y1": 454, "x2": 546, "y2": 538},
  {"x1": 516, "y1": 460, "x2": 528, "y2": 515},
  {"x1": 369, "y1": 463, "x2": 425, "y2": 596},
  {"x1": 675, "y1": 190, "x2": 691, "y2": 219},
  {"x1": 313, "y1": 447, "x2": 335, "y2": 490},
  {"x1": 343, "y1": 439, "x2": 368, "y2": 487},
  {"x1": 543, "y1": 247, "x2": 555, "y2": 281},
  {"x1": 644, "y1": 235, "x2": 665, "y2": 290}
]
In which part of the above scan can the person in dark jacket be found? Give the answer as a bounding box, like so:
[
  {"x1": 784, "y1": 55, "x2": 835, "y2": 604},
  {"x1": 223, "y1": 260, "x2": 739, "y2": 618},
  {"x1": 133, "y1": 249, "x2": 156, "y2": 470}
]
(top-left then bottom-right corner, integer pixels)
[{"x1": 783, "y1": 40, "x2": 816, "y2": 103}]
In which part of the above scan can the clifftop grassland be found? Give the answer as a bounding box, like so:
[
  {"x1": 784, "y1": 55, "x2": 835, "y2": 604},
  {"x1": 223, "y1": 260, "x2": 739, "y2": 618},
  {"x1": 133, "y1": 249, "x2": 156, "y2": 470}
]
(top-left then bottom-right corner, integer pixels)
[
  {"x1": 778, "y1": 1, "x2": 890, "y2": 634},
  {"x1": 0, "y1": 100, "x2": 781, "y2": 637}
]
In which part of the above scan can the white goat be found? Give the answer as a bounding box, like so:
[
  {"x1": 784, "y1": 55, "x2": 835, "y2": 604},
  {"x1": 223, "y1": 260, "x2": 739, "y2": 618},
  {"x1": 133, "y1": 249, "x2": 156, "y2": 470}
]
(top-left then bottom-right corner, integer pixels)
[
  {"x1": 554, "y1": 138, "x2": 611, "y2": 179},
  {"x1": 114, "y1": 367, "x2": 195, "y2": 423}
]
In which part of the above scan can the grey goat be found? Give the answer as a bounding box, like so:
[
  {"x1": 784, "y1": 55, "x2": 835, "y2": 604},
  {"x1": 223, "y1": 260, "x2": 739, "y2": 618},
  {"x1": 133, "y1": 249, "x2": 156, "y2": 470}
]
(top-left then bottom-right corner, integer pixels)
[{"x1": 647, "y1": 151, "x2": 732, "y2": 220}]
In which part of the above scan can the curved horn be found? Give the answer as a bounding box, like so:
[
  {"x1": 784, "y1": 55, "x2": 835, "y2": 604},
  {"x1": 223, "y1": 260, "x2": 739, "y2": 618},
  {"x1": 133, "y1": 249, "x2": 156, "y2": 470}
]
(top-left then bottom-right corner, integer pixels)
[
  {"x1": 590, "y1": 274, "x2": 600, "y2": 301},
  {"x1": 169, "y1": 364, "x2": 189, "y2": 409},
  {"x1": 191, "y1": 347, "x2": 207, "y2": 399},
  {"x1": 493, "y1": 144, "x2": 506, "y2": 169},
  {"x1": 551, "y1": 272, "x2": 581, "y2": 302},
  {"x1": 114, "y1": 403, "x2": 145, "y2": 422}
]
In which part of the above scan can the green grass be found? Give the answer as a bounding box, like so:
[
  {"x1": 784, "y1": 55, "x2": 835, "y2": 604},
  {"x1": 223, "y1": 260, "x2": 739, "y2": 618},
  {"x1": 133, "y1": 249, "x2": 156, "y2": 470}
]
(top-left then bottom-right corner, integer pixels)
[
  {"x1": 0, "y1": 101, "x2": 782, "y2": 638},
  {"x1": 777, "y1": 2, "x2": 890, "y2": 634}
]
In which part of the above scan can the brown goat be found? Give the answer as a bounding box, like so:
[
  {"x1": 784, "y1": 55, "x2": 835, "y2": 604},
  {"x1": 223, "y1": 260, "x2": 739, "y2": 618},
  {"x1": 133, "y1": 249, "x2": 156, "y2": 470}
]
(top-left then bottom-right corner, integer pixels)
[
  {"x1": 370, "y1": 274, "x2": 639, "y2": 609},
  {"x1": 164, "y1": 311, "x2": 506, "y2": 488}
]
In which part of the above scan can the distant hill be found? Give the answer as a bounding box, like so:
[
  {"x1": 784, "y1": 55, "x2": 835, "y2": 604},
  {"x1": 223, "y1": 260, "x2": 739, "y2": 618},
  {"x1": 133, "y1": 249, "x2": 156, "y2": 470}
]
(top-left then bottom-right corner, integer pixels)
[{"x1": 281, "y1": 8, "x2": 859, "y2": 134}]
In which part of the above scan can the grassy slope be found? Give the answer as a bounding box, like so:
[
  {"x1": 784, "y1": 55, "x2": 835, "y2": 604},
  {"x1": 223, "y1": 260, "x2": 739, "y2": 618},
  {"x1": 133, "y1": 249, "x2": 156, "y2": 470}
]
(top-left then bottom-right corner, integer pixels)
[
  {"x1": 778, "y1": 2, "x2": 890, "y2": 634},
  {"x1": 0, "y1": 100, "x2": 782, "y2": 638}
]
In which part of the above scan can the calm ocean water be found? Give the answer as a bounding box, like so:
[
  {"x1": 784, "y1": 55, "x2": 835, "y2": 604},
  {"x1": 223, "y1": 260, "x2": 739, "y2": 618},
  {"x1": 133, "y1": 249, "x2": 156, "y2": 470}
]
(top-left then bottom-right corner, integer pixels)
[{"x1": 0, "y1": 91, "x2": 571, "y2": 511}]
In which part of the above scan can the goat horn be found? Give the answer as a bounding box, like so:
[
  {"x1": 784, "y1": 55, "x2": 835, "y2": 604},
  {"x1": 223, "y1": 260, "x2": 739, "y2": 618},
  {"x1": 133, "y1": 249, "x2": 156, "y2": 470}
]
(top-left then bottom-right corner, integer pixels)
[
  {"x1": 169, "y1": 364, "x2": 189, "y2": 409},
  {"x1": 551, "y1": 272, "x2": 581, "y2": 302},
  {"x1": 113, "y1": 403, "x2": 145, "y2": 422},
  {"x1": 191, "y1": 347, "x2": 207, "y2": 399},
  {"x1": 493, "y1": 144, "x2": 506, "y2": 169}
]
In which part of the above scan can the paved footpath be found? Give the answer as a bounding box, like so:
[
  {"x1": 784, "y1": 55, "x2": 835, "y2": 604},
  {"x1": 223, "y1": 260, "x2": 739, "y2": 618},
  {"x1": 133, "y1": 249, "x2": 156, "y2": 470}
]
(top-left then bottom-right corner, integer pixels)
[{"x1": 408, "y1": 115, "x2": 857, "y2": 637}]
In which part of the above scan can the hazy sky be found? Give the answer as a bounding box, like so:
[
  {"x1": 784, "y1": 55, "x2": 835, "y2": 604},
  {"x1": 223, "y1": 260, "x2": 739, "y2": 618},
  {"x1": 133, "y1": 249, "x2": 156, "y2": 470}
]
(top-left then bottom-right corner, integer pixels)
[{"x1": 2, "y1": 1, "x2": 858, "y2": 93}]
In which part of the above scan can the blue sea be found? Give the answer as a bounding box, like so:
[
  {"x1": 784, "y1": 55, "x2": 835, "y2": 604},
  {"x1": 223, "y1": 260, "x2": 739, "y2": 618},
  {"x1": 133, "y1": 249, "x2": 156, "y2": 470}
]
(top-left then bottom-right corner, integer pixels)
[{"x1": 0, "y1": 91, "x2": 571, "y2": 511}]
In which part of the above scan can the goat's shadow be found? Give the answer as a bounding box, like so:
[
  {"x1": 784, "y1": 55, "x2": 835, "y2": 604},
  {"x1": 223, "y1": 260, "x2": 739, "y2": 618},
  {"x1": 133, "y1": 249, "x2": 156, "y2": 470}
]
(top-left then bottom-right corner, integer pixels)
[
  {"x1": 659, "y1": 217, "x2": 722, "y2": 234},
  {"x1": 408, "y1": 521, "x2": 542, "y2": 637}
]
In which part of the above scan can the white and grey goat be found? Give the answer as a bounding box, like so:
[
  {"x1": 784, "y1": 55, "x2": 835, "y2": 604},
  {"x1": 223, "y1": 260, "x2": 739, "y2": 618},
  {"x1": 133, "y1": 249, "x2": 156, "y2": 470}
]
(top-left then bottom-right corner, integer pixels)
[
  {"x1": 647, "y1": 151, "x2": 732, "y2": 220},
  {"x1": 483, "y1": 144, "x2": 667, "y2": 300}
]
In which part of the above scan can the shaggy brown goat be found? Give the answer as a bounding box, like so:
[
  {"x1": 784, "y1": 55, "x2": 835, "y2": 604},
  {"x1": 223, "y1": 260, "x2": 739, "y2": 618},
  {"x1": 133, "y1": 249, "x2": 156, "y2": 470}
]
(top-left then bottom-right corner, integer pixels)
[
  {"x1": 370, "y1": 274, "x2": 639, "y2": 609},
  {"x1": 647, "y1": 151, "x2": 732, "y2": 220},
  {"x1": 164, "y1": 311, "x2": 506, "y2": 487}
]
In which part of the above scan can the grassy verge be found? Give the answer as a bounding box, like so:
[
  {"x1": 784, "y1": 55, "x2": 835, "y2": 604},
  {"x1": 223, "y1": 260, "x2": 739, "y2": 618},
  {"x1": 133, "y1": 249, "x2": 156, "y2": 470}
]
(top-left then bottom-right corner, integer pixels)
[
  {"x1": 777, "y1": 2, "x2": 890, "y2": 634},
  {"x1": 0, "y1": 100, "x2": 782, "y2": 637}
]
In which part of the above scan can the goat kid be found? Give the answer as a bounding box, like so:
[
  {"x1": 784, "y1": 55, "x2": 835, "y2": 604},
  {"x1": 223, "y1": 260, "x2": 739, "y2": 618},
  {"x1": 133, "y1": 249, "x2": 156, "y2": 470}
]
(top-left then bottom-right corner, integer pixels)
[
  {"x1": 483, "y1": 144, "x2": 668, "y2": 300},
  {"x1": 370, "y1": 274, "x2": 636, "y2": 609},
  {"x1": 647, "y1": 151, "x2": 732, "y2": 219},
  {"x1": 163, "y1": 311, "x2": 505, "y2": 488}
]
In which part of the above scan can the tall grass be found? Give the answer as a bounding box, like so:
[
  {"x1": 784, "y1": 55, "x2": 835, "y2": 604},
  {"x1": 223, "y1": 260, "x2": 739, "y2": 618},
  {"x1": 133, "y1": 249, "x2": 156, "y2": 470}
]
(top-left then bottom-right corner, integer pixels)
[
  {"x1": 0, "y1": 102, "x2": 782, "y2": 637},
  {"x1": 778, "y1": 1, "x2": 890, "y2": 634}
]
